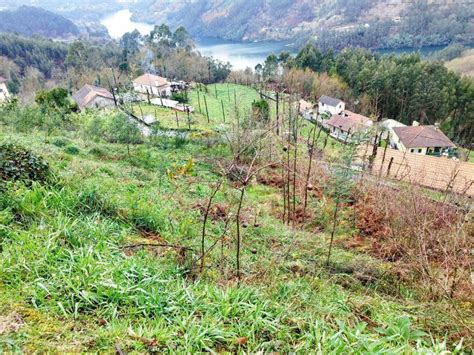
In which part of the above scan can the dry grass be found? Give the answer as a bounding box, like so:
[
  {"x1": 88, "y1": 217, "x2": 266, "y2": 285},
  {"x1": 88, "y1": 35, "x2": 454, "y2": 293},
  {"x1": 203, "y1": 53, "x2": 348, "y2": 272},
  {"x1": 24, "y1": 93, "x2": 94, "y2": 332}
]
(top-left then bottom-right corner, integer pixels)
[{"x1": 445, "y1": 49, "x2": 474, "y2": 78}]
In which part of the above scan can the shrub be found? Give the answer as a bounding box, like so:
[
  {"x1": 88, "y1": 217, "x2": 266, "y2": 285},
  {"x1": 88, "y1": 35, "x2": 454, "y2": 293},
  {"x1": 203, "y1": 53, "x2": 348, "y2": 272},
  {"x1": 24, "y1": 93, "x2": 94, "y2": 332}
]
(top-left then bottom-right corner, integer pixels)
[
  {"x1": 64, "y1": 145, "x2": 80, "y2": 155},
  {"x1": 0, "y1": 143, "x2": 50, "y2": 184},
  {"x1": 52, "y1": 138, "x2": 71, "y2": 147},
  {"x1": 89, "y1": 147, "x2": 106, "y2": 158},
  {"x1": 251, "y1": 99, "x2": 270, "y2": 122},
  {"x1": 171, "y1": 91, "x2": 189, "y2": 104},
  {"x1": 105, "y1": 113, "x2": 142, "y2": 145}
]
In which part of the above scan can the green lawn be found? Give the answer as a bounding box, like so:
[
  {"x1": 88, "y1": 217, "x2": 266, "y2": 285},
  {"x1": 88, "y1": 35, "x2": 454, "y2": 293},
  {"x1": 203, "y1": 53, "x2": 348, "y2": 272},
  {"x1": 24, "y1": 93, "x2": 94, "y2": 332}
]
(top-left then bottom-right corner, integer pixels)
[{"x1": 132, "y1": 83, "x2": 261, "y2": 131}]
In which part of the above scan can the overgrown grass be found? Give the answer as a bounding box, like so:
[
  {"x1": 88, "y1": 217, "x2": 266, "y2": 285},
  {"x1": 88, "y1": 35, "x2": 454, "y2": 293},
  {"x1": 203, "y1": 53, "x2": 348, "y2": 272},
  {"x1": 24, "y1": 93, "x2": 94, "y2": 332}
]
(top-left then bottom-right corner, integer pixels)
[{"x1": 0, "y1": 99, "x2": 472, "y2": 352}]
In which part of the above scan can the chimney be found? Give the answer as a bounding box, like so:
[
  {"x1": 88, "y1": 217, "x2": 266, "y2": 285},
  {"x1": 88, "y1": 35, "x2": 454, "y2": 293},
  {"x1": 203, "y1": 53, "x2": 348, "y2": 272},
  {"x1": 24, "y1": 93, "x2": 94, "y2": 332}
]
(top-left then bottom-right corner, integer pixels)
[
  {"x1": 412, "y1": 121, "x2": 420, "y2": 127},
  {"x1": 434, "y1": 122, "x2": 440, "y2": 131}
]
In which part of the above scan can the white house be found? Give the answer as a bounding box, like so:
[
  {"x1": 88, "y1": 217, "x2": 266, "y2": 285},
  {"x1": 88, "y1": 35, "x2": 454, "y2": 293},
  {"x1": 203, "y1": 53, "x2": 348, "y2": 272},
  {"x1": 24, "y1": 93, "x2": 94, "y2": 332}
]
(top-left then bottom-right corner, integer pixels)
[
  {"x1": 318, "y1": 95, "x2": 345, "y2": 116},
  {"x1": 133, "y1": 73, "x2": 171, "y2": 97},
  {"x1": 379, "y1": 118, "x2": 406, "y2": 143},
  {"x1": 391, "y1": 121, "x2": 456, "y2": 156},
  {"x1": 0, "y1": 76, "x2": 10, "y2": 102},
  {"x1": 72, "y1": 84, "x2": 115, "y2": 110}
]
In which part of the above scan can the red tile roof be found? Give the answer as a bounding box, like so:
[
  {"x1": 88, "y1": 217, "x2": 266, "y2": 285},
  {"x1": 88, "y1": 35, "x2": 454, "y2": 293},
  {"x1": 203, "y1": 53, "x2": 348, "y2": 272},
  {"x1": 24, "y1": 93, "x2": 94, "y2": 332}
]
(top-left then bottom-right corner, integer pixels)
[
  {"x1": 392, "y1": 125, "x2": 456, "y2": 148},
  {"x1": 0, "y1": 76, "x2": 7, "y2": 83},
  {"x1": 72, "y1": 84, "x2": 114, "y2": 108},
  {"x1": 133, "y1": 73, "x2": 169, "y2": 88},
  {"x1": 327, "y1": 110, "x2": 372, "y2": 133}
]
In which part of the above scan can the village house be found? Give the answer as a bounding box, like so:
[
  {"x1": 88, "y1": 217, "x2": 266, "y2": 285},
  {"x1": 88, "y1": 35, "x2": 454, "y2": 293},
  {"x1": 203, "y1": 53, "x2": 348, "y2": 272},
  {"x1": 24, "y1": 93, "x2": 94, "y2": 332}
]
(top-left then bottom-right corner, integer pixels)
[
  {"x1": 133, "y1": 73, "x2": 171, "y2": 97},
  {"x1": 326, "y1": 110, "x2": 373, "y2": 142},
  {"x1": 0, "y1": 76, "x2": 10, "y2": 102},
  {"x1": 299, "y1": 99, "x2": 315, "y2": 121},
  {"x1": 391, "y1": 122, "x2": 456, "y2": 157},
  {"x1": 72, "y1": 84, "x2": 115, "y2": 110},
  {"x1": 318, "y1": 95, "x2": 345, "y2": 116},
  {"x1": 379, "y1": 118, "x2": 406, "y2": 142}
]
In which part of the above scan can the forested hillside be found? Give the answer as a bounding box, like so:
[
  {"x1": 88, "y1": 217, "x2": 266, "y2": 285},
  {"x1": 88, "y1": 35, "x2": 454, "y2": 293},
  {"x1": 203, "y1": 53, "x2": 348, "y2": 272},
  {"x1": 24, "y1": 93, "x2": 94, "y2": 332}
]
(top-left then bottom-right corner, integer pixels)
[
  {"x1": 133, "y1": 0, "x2": 474, "y2": 48},
  {"x1": 0, "y1": 6, "x2": 80, "y2": 39}
]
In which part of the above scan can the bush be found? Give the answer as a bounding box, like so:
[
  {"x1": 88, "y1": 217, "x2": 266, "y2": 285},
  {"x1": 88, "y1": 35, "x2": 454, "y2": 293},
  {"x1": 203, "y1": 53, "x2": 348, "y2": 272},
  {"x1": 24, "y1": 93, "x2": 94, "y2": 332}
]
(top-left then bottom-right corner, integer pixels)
[
  {"x1": 64, "y1": 145, "x2": 80, "y2": 155},
  {"x1": 171, "y1": 91, "x2": 189, "y2": 104},
  {"x1": 251, "y1": 99, "x2": 270, "y2": 122},
  {"x1": 52, "y1": 138, "x2": 71, "y2": 147},
  {"x1": 89, "y1": 147, "x2": 106, "y2": 158},
  {"x1": 0, "y1": 143, "x2": 50, "y2": 184}
]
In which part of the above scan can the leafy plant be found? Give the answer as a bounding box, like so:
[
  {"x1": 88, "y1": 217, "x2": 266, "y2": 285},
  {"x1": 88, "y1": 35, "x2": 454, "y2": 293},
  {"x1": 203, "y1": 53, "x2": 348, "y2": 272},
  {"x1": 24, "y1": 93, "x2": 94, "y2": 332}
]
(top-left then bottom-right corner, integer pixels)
[
  {"x1": 64, "y1": 145, "x2": 80, "y2": 155},
  {"x1": 0, "y1": 143, "x2": 49, "y2": 184},
  {"x1": 52, "y1": 138, "x2": 71, "y2": 147}
]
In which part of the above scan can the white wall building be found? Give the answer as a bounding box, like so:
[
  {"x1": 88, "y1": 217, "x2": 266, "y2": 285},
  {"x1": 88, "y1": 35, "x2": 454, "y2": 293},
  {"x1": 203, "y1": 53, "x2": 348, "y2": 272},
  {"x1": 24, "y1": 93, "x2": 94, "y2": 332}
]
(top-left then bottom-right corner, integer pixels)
[
  {"x1": 133, "y1": 73, "x2": 171, "y2": 97},
  {"x1": 0, "y1": 76, "x2": 10, "y2": 102},
  {"x1": 391, "y1": 122, "x2": 456, "y2": 156},
  {"x1": 318, "y1": 95, "x2": 345, "y2": 116}
]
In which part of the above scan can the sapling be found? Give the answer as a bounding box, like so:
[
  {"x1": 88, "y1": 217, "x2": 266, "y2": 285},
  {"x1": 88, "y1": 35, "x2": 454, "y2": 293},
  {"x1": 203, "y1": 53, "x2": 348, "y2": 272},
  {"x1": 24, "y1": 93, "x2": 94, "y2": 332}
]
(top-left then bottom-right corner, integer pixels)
[{"x1": 325, "y1": 136, "x2": 358, "y2": 267}]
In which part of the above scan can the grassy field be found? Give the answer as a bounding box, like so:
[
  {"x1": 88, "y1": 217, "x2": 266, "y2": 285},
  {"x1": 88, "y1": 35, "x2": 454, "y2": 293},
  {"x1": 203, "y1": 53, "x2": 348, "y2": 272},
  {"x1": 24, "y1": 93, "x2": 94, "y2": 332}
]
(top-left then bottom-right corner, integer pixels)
[
  {"x1": 0, "y1": 85, "x2": 471, "y2": 352},
  {"x1": 135, "y1": 83, "x2": 261, "y2": 131}
]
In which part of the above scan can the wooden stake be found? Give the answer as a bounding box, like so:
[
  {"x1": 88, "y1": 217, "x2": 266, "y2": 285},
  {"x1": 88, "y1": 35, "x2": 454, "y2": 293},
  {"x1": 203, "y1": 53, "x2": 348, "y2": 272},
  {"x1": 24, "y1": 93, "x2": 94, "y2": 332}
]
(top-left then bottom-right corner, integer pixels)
[
  {"x1": 204, "y1": 96, "x2": 210, "y2": 123},
  {"x1": 197, "y1": 90, "x2": 202, "y2": 114},
  {"x1": 221, "y1": 99, "x2": 226, "y2": 123}
]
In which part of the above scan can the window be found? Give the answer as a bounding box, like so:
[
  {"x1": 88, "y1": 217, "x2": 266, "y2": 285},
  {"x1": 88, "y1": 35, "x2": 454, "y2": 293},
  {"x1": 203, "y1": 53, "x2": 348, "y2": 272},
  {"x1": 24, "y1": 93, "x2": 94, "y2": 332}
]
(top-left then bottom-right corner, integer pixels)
[
  {"x1": 418, "y1": 149, "x2": 422, "y2": 153},
  {"x1": 410, "y1": 149, "x2": 414, "y2": 153}
]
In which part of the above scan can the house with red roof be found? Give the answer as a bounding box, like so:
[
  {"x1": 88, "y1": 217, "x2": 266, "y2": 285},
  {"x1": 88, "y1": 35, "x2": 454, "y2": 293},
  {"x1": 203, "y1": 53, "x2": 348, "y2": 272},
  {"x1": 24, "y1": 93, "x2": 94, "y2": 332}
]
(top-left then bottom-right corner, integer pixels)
[
  {"x1": 326, "y1": 110, "x2": 373, "y2": 142},
  {"x1": 391, "y1": 121, "x2": 456, "y2": 157},
  {"x1": 72, "y1": 84, "x2": 115, "y2": 110}
]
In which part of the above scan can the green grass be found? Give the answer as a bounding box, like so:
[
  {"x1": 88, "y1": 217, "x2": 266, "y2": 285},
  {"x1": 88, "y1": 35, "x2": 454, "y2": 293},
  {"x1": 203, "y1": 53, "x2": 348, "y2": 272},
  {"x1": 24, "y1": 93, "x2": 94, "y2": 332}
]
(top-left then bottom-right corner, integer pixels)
[
  {"x1": 188, "y1": 83, "x2": 260, "y2": 122},
  {"x1": 134, "y1": 84, "x2": 261, "y2": 132},
  {"x1": 0, "y1": 89, "x2": 471, "y2": 352}
]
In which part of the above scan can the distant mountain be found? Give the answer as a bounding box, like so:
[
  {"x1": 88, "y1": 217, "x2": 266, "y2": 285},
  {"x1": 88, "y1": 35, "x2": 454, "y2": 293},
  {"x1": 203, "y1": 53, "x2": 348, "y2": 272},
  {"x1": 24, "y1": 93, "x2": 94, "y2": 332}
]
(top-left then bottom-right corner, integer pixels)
[
  {"x1": 132, "y1": 0, "x2": 474, "y2": 48},
  {"x1": 0, "y1": 6, "x2": 80, "y2": 39}
]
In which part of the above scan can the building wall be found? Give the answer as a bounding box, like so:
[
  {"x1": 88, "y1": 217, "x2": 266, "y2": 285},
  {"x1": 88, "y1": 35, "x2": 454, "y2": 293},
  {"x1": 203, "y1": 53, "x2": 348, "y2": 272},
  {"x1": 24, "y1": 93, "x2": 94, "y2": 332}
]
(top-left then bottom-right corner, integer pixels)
[
  {"x1": 391, "y1": 131, "x2": 452, "y2": 156},
  {"x1": 0, "y1": 82, "x2": 10, "y2": 102},
  {"x1": 85, "y1": 96, "x2": 115, "y2": 110},
  {"x1": 318, "y1": 101, "x2": 345, "y2": 115},
  {"x1": 133, "y1": 83, "x2": 171, "y2": 97}
]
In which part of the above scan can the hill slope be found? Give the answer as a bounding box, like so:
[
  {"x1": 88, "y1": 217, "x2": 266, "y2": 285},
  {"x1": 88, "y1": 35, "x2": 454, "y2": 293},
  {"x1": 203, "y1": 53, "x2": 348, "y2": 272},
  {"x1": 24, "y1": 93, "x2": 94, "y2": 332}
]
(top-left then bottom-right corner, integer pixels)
[
  {"x1": 132, "y1": 0, "x2": 473, "y2": 47},
  {"x1": 0, "y1": 6, "x2": 80, "y2": 39},
  {"x1": 445, "y1": 49, "x2": 474, "y2": 78}
]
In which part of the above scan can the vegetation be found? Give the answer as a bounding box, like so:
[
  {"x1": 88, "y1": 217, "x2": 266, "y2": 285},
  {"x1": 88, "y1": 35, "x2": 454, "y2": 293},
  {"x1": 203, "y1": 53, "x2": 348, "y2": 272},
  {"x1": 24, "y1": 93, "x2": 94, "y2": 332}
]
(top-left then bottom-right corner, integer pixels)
[
  {"x1": 261, "y1": 46, "x2": 474, "y2": 144},
  {"x1": 135, "y1": 0, "x2": 473, "y2": 48},
  {"x1": 0, "y1": 23, "x2": 231, "y2": 104},
  {"x1": 1, "y1": 82, "x2": 472, "y2": 351},
  {"x1": 445, "y1": 49, "x2": 474, "y2": 79},
  {"x1": 0, "y1": 6, "x2": 79, "y2": 39}
]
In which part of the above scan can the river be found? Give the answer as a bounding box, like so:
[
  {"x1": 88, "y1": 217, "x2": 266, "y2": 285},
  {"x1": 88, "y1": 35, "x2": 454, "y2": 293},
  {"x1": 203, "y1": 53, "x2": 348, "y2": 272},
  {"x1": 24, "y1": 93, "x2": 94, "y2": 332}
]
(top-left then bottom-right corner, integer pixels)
[
  {"x1": 101, "y1": 9, "x2": 154, "y2": 39},
  {"x1": 101, "y1": 10, "x2": 458, "y2": 70}
]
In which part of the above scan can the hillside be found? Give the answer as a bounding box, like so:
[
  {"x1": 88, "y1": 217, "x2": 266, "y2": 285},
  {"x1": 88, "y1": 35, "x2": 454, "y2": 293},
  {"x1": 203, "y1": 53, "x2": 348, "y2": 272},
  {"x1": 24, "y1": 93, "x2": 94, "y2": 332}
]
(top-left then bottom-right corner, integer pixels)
[
  {"x1": 0, "y1": 6, "x2": 80, "y2": 39},
  {"x1": 132, "y1": 0, "x2": 473, "y2": 47},
  {"x1": 445, "y1": 49, "x2": 474, "y2": 78},
  {"x1": 1, "y1": 83, "x2": 473, "y2": 351}
]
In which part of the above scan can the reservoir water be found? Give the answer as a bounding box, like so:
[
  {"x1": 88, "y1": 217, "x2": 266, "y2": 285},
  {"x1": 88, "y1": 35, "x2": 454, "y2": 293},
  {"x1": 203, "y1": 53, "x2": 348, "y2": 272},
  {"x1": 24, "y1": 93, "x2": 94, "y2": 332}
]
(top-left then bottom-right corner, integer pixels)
[
  {"x1": 101, "y1": 10, "x2": 461, "y2": 70},
  {"x1": 101, "y1": 9, "x2": 154, "y2": 39}
]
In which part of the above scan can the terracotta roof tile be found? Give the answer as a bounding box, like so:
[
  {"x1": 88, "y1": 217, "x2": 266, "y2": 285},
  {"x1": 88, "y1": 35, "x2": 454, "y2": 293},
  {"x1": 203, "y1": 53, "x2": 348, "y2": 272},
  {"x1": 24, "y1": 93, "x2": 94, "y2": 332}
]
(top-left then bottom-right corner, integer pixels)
[
  {"x1": 133, "y1": 73, "x2": 169, "y2": 88},
  {"x1": 327, "y1": 110, "x2": 372, "y2": 133},
  {"x1": 72, "y1": 84, "x2": 114, "y2": 108},
  {"x1": 392, "y1": 125, "x2": 455, "y2": 148}
]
